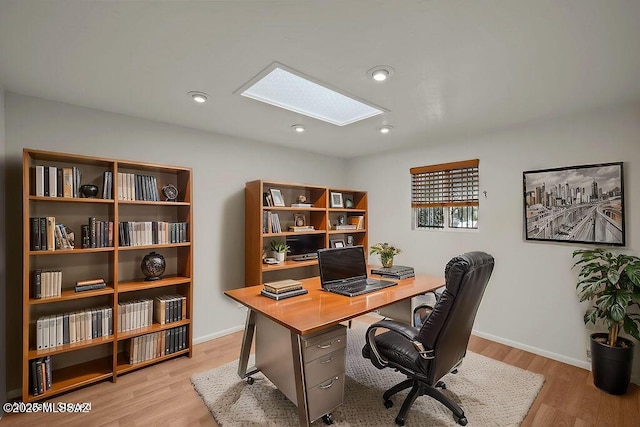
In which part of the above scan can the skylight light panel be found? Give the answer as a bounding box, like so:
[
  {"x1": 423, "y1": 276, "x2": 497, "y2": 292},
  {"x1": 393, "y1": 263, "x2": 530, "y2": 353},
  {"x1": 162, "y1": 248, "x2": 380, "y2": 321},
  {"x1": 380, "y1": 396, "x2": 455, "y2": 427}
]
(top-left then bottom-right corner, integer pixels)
[{"x1": 238, "y1": 63, "x2": 385, "y2": 126}]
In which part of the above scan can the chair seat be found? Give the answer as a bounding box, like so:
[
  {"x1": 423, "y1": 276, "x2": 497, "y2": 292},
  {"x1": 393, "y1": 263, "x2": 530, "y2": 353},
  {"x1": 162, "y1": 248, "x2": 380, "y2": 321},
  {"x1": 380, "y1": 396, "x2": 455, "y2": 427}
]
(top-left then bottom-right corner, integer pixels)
[{"x1": 364, "y1": 330, "x2": 427, "y2": 375}]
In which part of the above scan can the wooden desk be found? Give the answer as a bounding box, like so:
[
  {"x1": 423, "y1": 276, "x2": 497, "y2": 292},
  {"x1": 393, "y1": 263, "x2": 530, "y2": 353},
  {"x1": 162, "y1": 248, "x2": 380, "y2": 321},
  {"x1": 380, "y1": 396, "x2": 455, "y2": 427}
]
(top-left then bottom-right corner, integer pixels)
[{"x1": 224, "y1": 273, "x2": 444, "y2": 426}]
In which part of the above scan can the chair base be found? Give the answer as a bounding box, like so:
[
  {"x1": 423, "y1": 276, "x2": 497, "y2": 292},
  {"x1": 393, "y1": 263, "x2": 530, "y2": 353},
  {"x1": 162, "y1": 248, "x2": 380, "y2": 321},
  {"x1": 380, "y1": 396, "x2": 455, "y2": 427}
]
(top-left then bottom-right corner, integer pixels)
[{"x1": 383, "y1": 378, "x2": 467, "y2": 426}]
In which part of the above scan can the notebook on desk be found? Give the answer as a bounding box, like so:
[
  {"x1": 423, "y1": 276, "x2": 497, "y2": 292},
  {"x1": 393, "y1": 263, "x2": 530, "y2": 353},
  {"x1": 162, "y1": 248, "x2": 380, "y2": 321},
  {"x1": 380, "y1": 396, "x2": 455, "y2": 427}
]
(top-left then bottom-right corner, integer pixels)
[{"x1": 317, "y1": 246, "x2": 397, "y2": 297}]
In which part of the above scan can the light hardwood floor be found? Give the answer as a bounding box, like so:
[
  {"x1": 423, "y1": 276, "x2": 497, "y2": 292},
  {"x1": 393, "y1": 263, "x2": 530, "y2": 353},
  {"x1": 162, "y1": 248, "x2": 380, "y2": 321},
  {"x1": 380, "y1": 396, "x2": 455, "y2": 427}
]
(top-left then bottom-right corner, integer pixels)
[{"x1": 2, "y1": 317, "x2": 639, "y2": 426}]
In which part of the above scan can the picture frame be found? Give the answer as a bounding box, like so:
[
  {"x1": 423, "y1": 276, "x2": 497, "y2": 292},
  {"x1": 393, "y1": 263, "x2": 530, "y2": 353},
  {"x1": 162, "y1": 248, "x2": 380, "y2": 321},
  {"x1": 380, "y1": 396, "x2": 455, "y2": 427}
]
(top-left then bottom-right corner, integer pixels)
[
  {"x1": 293, "y1": 213, "x2": 306, "y2": 227},
  {"x1": 269, "y1": 188, "x2": 285, "y2": 207},
  {"x1": 330, "y1": 192, "x2": 343, "y2": 208},
  {"x1": 330, "y1": 239, "x2": 345, "y2": 248},
  {"x1": 346, "y1": 235, "x2": 354, "y2": 246},
  {"x1": 523, "y1": 162, "x2": 624, "y2": 246}
]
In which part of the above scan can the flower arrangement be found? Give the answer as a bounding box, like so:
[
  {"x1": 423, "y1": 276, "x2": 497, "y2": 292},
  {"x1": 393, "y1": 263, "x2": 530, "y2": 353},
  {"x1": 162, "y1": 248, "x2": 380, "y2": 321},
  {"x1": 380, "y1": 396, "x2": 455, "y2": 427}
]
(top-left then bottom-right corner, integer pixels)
[{"x1": 370, "y1": 242, "x2": 402, "y2": 268}]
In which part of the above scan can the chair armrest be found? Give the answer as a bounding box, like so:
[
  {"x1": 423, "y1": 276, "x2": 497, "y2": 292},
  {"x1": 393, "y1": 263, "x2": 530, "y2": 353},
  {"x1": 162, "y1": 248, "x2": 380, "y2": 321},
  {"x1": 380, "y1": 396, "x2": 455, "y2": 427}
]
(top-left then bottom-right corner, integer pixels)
[{"x1": 365, "y1": 320, "x2": 421, "y2": 368}]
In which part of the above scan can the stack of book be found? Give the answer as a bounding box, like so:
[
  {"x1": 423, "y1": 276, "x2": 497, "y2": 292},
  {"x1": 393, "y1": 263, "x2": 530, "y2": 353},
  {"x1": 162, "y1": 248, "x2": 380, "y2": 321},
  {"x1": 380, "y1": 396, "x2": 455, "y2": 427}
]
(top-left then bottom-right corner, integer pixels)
[
  {"x1": 75, "y1": 278, "x2": 106, "y2": 292},
  {"x1": 371, "y1": 265, "x2": 415, "y2": 280},
  {"x1": 261, "y1": 279, "x2": 308, "y2": 300}
]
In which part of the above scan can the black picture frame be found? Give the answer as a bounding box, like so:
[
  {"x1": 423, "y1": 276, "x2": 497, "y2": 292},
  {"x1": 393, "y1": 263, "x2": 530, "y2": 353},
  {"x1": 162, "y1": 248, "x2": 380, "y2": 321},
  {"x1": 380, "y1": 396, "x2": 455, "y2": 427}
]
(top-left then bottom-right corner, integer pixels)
[
  {"x1": 523, "y1": 162, "x2": 624, "y2": 246},
  {"x1": 330, "y1": 239, "x2": 345, "y2": 248}
]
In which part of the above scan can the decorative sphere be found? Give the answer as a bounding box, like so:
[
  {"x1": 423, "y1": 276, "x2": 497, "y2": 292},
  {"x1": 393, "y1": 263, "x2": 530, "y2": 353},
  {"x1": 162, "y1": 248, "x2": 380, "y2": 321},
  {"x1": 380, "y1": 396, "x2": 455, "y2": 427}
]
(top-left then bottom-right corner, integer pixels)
[
  {"x1": 141, "y1": 251, "x2": 166, "y2": 281},
  {"x1": 80, "y1": 184, "x2": 99, "y2": 198}
]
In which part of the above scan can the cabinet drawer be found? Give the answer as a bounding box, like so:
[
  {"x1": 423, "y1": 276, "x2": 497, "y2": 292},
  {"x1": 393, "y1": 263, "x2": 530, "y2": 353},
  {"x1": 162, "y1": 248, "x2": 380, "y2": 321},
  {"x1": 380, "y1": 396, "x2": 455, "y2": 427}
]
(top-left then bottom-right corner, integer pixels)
[
  {"x1": 305, "y1": 348, "x2": 345, "y2": 389},
  {"x1": 307, "y1": 373, "x2": 345, "y2": 423},
  {"x1": 302, "y1": 326, "x2": 346, "y2": 361}
]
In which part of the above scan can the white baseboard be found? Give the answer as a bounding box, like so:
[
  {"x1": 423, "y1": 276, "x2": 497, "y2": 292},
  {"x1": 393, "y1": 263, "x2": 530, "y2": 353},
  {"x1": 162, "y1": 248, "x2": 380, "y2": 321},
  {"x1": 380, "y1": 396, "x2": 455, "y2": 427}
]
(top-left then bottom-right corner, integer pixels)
[
  {"x1": 193, "y1": 324, "x2": 245, "y2": 345},
  {"x1": 472, "y1": 329, "x2": 640, "y2": 385}
]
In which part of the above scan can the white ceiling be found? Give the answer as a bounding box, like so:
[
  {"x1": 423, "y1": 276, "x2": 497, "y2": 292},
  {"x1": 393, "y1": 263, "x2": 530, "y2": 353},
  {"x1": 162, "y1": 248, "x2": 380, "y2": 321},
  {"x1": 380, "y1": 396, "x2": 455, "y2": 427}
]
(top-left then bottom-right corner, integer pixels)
[{"x1": 1, "y1": 1, "x2": 639, "y2": 158}]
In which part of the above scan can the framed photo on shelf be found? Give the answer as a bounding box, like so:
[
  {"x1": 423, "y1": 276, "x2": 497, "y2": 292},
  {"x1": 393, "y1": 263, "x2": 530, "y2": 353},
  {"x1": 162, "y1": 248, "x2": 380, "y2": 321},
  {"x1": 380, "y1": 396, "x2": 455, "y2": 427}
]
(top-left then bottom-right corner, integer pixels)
[
  {"x1": 270, "y1": 188, "x2": 285, "y2": 207},
  {"x1": 523, "y1": 161, "x2": 624, "y2": 246},
  {"x1": 330, "y1": 192, "x2": 343, "y2": 208},
  {"x1": 330, "y1": 239, "x2": 345, "y2": 248},
  {"x1": 346, "y1": 235, "x2": 354, "y2": 246}
]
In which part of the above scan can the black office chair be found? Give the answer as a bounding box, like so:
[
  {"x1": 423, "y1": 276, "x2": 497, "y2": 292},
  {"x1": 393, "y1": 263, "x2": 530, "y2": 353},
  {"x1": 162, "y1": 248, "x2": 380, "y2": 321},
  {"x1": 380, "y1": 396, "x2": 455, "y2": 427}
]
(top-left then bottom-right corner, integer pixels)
[{"x1": 362, "y1": 251, "x2": 494, "y2": 426}]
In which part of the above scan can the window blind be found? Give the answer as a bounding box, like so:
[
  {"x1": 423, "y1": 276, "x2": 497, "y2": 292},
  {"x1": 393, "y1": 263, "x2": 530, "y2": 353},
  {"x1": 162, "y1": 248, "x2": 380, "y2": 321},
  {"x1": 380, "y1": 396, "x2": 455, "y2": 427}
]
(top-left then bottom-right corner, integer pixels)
[{"x1": 410, "y1": 159, "x2": 479, "y2": 208}]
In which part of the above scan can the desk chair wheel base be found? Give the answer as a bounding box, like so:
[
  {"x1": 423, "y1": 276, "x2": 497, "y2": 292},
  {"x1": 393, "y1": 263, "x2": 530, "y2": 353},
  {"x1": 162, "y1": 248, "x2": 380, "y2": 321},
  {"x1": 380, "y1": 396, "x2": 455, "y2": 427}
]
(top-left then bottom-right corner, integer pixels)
[
  {"x1": 246, "y1": 376, "x2": 254, "y2": 385},
  {"x1": 457, "y1": 416, "x2": 468, "y2": 426},
  {"x1": 435, "y1": 380, "x2": 446, "y2": 389},
  {"x1": 384, "y1": 399, "x2": 394, "y2": 409},
  {"x1": 322, "y1": 413, "x2": 334, "y2": 425}
]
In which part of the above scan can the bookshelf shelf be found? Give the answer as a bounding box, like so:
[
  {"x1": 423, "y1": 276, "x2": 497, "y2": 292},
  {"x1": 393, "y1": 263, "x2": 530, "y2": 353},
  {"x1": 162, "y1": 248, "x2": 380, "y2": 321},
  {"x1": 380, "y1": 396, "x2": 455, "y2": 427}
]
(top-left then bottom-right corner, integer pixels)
[
  {"x1": 245, "y1": 180, "x2": 368, "y2": 286},
  {"x1": 116, "y1": 319, "x2": 191, "y2": 341},
  {"x1": 22, "y1": 148, "x2": 193, "y2": 402},
  {"x1": 116, "y1": 349, "x2": 190, "y2": 374},
  {"x1": 29, "y1": 286, "x2": 115, "y2": 304}
]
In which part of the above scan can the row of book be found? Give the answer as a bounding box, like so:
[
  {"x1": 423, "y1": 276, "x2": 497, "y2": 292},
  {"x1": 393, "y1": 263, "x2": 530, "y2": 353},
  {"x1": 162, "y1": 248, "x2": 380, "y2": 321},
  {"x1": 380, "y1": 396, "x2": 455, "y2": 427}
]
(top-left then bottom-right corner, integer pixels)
[
  {"x1": 32, "y1": 270, "x2": 63, "y2": 299},
  {"x1": 36, "y1": 307, "x2": 114, "y2": 350},
  {"x1": 124, "y1": 325, "x2": 188, "y2": 365},
  {"x1": 117, "y1": 295, "x2": 186, "y2": 333},
  {"x1": 32, "y1": 165, "x2": 82, "y2": 198},
  {"x1": 371, "y1": 265, "x2": 415, "y2": 280},
  {"x1": 263, "y1": 212, "x2": 283, "y2": 233},
  {"x1": 117, "y1": 172, "x2": 160, "y2": 201},
  {"x1": 102, "y1": 171, "x2": 113, "y2": 199},
  {"x1": 30, "y1": 217, "x2": 75, "y2": 251},
  {"x1": 261, "y1": 279, "x2": 308, "y2": 300},
  {"x1": 30, "y1": 356, "x2": 52, "y2": 396},
  {"x1": 82, "y1": 217, "x2": 114, "y2": 248},
  {"x1": 118, "y1": 221, "x2": 188, "y2": 246}
]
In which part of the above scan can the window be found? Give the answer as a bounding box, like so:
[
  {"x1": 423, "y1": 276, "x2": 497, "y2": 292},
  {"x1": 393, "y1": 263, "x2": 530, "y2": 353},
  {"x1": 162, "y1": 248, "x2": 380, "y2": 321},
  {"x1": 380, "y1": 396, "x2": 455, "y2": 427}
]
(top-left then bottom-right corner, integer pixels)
[{"x1": 411, "y1": 159, "x2": 479, "y2": 230}]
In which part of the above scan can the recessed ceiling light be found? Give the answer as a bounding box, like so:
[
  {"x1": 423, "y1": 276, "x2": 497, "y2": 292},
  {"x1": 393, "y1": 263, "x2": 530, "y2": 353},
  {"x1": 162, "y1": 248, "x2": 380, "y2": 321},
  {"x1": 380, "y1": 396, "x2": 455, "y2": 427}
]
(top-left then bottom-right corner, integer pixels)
[
  {"x1": 237, "y1": 62, "x2": 387, "y2": 126},
  {"x1": 378, "y1": 125, "x2": 393, "y2": 134},
  {"x1": 292, "y1": 124, "x2": 305, "y2": 133},
  {"x1": 188, "y1": 91, "x2": 209, "y2": 103},
  {"x1": 367, "y1": 66, "x2": 395, "y2": 82}
]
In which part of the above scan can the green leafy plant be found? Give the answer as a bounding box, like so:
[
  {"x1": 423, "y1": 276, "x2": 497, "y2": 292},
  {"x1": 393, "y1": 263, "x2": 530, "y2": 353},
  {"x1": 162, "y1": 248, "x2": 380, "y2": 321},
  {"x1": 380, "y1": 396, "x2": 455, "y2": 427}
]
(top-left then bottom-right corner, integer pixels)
[
  {"x1": 269, "y1": 240, "x2": 290, "y2": 254},
  {"x1": 370, "y1": 242, "x2": 401, "y2": 267},
  {"x1": 573, "y1": 248, "x2": 640, "y2": 347}
]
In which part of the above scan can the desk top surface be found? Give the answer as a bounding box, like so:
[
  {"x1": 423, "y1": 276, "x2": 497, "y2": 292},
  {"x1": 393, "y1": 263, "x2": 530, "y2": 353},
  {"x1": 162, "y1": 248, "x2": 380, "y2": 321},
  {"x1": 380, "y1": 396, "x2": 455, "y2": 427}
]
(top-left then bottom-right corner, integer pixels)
[{"x1": 225, "y1": 272, "x2": 444, "y2": 335}]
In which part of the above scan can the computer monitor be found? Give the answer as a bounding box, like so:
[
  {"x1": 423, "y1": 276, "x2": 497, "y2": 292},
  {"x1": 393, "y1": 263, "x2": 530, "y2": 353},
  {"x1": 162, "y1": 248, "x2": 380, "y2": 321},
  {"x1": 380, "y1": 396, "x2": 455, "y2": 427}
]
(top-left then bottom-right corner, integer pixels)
[{"x1": 286, "y1": 235, "x2": 322, "y2": 260}]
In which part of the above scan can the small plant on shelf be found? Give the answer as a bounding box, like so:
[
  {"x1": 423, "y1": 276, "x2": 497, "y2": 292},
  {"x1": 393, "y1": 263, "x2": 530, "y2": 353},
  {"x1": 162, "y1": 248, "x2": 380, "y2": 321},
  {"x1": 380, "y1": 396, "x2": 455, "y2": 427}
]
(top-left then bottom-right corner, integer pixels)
[
  {"x1": 370, "y1": 242, "x2": 401, "y2": 268},
  {"x1": 270, "y1": 240, "x2": 291, "y2": 263}
]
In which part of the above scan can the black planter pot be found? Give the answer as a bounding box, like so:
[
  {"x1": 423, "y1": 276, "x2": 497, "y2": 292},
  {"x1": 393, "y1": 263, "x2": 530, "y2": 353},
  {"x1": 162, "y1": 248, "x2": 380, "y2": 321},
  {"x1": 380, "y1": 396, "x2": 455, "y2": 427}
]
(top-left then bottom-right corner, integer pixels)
[{"x1": 590, "y1": 332, "x2": 634, "y2": 395}]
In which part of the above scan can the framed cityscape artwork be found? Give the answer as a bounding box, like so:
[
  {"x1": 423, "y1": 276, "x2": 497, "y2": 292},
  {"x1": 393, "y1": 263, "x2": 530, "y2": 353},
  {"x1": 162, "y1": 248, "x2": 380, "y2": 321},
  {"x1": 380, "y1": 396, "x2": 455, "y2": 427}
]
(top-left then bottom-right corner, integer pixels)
[{"x1": 523, "y1": 162, "x2": 625, "y2": 246}]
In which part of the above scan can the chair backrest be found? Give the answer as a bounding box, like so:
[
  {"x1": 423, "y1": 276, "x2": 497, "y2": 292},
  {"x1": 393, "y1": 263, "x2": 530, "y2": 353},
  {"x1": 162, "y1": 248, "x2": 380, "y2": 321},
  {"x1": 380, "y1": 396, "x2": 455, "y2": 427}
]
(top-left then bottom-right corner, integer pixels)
[{"x1": 417, "y1": 251, "x2": 494, "y2": 384}]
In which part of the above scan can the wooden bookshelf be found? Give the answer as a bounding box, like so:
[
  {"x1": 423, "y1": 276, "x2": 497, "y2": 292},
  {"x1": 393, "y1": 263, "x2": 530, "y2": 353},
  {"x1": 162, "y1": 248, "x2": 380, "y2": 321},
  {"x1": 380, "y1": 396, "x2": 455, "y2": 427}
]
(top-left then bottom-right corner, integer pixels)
[
  {"x1": 245, "y1": 180, "x2": 368, "y2": 286},
  {"x1": 22, "y1": 148, "x2": 193, "y2": 402}
]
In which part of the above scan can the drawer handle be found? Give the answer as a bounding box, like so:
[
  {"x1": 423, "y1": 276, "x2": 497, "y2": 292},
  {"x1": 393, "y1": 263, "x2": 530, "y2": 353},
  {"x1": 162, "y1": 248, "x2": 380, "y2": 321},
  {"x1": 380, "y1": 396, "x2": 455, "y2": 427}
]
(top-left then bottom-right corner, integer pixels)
[
  {"x1": 318, "y1": 377, "x2": 339, "y2": 389},
  {"x1": 319, "y1": 356, "x2": 334, "y2": 364},
  {"x1": 317, "y1": 339, "x2": 340, "y2": 349}
]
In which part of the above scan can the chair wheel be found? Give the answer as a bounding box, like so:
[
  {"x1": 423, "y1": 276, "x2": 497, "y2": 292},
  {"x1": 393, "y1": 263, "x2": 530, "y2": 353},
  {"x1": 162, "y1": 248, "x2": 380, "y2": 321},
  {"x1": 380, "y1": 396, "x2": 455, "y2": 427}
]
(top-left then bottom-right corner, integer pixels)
[
  {"x1": 322, "y1": 413, "x2": 334, "y2": 425},
  {"x1": 452, "y1": 369, "x2": 458, "y2": 374},
  {"x1": 395, "y1": 416, "x2": 405, "y2": 426},
  {"x1": 436, "y1": 380, "x2": 446, "y2": 389},
  {"x1": 246, "y1": 377, "x2": 254, "y2": 385},
  {"x1": 384, "y1": 399, "x2": 393, "y2": 409},
  {"x1": 457, "y1": 416, "x2": 468, "y2": 426}
]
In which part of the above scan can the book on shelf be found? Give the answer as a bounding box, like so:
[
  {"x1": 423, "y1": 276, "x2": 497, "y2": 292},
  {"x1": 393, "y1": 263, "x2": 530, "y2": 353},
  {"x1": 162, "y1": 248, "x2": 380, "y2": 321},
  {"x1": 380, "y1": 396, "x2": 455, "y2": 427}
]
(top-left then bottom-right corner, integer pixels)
[
  {"x1": 291, "y1": 203, "x2": 312, "y2": 208},
  {"x1": 348, "y1": 215, "x2": 365, "y2": 229},
  {"x1": 335, "y1": 224, "x2": 357, "y2": 230},
  {"x1": 371, "y1": 265, "x2": 415, "y2": 279},
  {"x1": 263, "y1": 279, "x2": 303, "y2": 294},
  {"x1": 260, "y1": 287, "x2": 308, "y2": 300},
  {"x1": 289, "y1": 225, "x2": 315, "y2": 232}
]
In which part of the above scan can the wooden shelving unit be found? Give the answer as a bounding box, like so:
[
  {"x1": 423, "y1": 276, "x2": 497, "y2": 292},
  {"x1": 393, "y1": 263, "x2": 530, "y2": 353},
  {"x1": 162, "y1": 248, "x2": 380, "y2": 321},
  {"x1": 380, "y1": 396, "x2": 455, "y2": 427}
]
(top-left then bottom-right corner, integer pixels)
[
  {"x1": 245, "y1": 180, "x2": 368, "y2": 286},
  {"x1": 22, "y1": 148, "x2": 193, "y2": 402}
]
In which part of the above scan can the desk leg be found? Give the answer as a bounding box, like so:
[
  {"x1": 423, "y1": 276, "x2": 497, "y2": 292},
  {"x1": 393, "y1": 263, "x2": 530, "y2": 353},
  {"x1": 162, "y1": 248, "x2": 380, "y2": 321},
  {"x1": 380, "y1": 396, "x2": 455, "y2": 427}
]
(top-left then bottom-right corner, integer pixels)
[
  {"x1": 237, "y1": 309, "x2": 259, "y2": 379},
  {"x1": 291, "y1": 331, "x2": 310, "y2": 427}
]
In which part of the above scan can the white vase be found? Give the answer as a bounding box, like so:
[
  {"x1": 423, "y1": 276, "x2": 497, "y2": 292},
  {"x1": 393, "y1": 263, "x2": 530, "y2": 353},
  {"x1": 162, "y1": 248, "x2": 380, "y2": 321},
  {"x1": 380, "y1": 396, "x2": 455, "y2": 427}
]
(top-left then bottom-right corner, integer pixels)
[{"x1": 275, "y1": 252, "x2": 285, "y2": 263}]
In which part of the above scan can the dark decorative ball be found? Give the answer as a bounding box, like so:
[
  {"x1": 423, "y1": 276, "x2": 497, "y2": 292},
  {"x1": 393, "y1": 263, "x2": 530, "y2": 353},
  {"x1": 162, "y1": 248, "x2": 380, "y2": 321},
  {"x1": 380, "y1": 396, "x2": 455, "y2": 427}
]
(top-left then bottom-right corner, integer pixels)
[
  {"x1": 141, "y1": 251, "x2": 166, "y2": 281},
  {"x1": 80, "y1": 184, "x2": 99, "y2": 198}
]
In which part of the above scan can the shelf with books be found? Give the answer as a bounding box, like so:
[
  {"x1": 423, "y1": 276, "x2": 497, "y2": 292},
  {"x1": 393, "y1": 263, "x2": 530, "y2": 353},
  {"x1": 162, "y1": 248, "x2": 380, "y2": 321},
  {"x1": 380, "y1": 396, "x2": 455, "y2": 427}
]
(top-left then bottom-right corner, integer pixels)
[
  {"x1": 26, "y1": 356, "x2": 113, "y2": 402},
  {"x1": 246, "y1": 180, "x2": 367, "y2": 286},
  {"x1": 22, "y1": 148, "x2": 193, "y2": 402},
  {"x1": 116, "y1": 348, "x2": 190, "y2": 374}
]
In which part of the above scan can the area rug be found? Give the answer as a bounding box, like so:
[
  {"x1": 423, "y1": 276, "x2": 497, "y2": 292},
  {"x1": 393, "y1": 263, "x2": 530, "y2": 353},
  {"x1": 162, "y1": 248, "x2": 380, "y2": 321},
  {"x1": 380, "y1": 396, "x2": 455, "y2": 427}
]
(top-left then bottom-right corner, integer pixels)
[{"x1": 191, "y1": 323, "x2": 544, "y2": 426}]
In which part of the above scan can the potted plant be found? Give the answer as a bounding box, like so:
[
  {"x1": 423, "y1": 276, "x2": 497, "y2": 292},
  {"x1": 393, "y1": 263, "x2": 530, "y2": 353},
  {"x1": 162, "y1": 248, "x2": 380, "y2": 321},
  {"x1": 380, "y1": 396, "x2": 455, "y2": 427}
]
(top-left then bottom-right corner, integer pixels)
[
  {"x1": 573, "y1": 248, "x2": 640, "y2": 394},
  {"x1": 370, "y1": 242, "x2": 401, "y2": 268},
  {"x1": 270, "y1": 240, "x2": 290, "y2": 263}
]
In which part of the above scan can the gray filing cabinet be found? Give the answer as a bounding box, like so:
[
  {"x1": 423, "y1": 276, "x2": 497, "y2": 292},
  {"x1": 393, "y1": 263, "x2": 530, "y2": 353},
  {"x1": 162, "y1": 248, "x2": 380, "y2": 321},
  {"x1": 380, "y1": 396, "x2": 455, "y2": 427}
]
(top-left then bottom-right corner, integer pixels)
[{"x1": 255, "y1": 314, "x2": 346, "y2": 423}]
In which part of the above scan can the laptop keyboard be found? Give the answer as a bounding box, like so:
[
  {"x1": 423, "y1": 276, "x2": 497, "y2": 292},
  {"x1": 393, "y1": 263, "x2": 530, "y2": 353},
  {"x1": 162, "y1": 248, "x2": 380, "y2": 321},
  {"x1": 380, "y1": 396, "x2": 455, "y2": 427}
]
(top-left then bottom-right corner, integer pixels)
[{"x1": 330, "y1": 279, "x2": 393, "y2": 296}]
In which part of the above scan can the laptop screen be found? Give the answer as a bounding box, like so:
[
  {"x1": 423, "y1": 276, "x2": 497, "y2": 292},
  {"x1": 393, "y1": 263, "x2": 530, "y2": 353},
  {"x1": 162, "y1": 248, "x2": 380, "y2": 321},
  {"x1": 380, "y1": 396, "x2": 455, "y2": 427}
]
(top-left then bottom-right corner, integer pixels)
[{"x1": 318, "y1": 246, "x2": 368, "y2": 286}]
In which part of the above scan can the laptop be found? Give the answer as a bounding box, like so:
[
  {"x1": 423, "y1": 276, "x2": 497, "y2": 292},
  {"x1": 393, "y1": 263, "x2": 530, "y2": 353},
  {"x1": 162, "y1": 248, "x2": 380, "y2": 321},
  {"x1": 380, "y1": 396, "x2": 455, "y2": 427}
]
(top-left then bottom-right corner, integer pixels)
[{"x1": 317, "y1": 246, "x2": 397, "y2": 297}]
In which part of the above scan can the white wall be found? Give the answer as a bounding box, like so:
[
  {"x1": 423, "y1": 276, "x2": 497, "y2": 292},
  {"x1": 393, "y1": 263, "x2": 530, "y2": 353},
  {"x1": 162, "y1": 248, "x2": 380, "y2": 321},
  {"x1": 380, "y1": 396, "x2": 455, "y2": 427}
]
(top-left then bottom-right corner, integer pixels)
[
  {"x1": 3, "y1": 93, "x2": 349, "y2": 391},
  {"x1": 0, "y1": 85, "x2": 7, "y2": 415},
  {"x1": 348, "y1": 102, "x2": 640, "y2": 379}
]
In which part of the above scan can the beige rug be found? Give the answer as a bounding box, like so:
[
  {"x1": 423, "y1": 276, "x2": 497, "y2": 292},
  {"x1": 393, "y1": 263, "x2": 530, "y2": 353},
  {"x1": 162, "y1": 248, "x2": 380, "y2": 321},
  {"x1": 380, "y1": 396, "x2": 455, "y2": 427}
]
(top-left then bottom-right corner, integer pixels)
[{"x1": 191, "y1": 323, "x2": 544, "y2": 426}]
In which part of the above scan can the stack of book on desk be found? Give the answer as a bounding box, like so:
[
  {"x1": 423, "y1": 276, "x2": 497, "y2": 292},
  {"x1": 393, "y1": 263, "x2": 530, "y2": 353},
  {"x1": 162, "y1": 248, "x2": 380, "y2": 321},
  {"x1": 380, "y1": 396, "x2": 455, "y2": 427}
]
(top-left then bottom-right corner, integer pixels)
[
  {"x1": 371, "y1": 265, "x2": 415, "y2": 280},
  {"x1": 261, "y1": 279, "x2": 308, "y2": 300}
]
